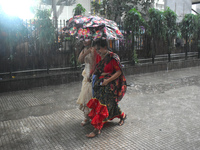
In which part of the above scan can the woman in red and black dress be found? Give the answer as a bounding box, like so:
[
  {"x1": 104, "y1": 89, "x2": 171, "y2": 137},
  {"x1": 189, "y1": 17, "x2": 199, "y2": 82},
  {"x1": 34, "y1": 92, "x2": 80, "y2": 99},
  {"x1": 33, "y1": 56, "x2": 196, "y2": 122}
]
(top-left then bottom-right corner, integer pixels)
[{"x1": 86, "y1": 39, "x2": 127, "y2": 138}]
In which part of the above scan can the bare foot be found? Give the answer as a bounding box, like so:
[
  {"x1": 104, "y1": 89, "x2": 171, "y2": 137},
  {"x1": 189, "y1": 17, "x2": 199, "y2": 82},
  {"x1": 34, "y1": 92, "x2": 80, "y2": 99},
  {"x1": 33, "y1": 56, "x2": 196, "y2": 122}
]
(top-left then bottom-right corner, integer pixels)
[{"x1": 86, "y1": 129, "x2": 100, "y2": 138}]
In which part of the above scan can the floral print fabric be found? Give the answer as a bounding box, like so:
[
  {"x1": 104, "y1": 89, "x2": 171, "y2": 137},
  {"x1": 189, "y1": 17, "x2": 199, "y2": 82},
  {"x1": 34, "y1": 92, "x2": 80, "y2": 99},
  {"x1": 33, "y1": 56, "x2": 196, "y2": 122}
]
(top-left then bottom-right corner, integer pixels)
[
  {"x1": 87, "y1": 52, "x2": 127, "y2": 130},
  {"x1": 63, "y1": 15, "x2": 124, "y2": 40}
]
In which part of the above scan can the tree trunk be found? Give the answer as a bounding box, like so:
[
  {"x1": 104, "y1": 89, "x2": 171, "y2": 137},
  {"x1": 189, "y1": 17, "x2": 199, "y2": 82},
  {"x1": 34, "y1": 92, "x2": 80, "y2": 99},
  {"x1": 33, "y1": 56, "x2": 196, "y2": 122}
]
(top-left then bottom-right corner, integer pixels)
[
  {"x1": 73, "y1": 45, "x2": 77, "y2": 70},
  {"x1": 132, "y1": 33, "x2": 135, "y2": 65},
  {"x1": 9, "y1": 47, "x2": 13, "y2": 78},
  {"x1": 152, "y1": 38, "x2": 156, "y2": 64},
  {"x1": 185, "y1": 36, "x2": 188, "y2": 60},
  {"x1": 52, "y1": 0, "x2": 60, "y2": 53},
  {"x1": 52, "y1": 0, "x2": 58, "y2": 29},
  {"x1": 198, "y1": 39, "x2": 200, "y2": 59},
  {"x1": 46, "y1": 47, "x2": 49, "y2": 74},
  {"x1": 168, "y1": 38, "x2": 171, "y2": 62}
]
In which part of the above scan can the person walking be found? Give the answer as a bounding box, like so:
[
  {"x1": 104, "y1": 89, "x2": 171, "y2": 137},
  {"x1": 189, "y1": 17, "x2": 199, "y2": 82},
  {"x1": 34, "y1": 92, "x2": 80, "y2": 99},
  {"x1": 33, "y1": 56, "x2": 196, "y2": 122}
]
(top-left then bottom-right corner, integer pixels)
[
  {"x1": 76, "y1": 39, "x2": 97, "y2": 126},
  {"x1": 86, "y1": 39, "x2": 127, "y2": 138}
]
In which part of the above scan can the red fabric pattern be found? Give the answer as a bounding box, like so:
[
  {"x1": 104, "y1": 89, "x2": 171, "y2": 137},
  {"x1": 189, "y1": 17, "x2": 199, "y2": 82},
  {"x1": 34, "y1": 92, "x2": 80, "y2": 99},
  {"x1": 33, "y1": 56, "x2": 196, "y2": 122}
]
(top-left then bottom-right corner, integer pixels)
[
  {"x1": 94, "y1": 52, "x2": 127, "y2": 102},
  {"x1": 87, "y1": 98, "x2": 109, "y2": 130},
  {"x1": 96, "y1": 54, "x2": 101, "y2": 64},
  {"x1": 96, "y1": 54, "x2": 120, "y2": 74},
  {"x1": 104, "y1": 59, "x2": 120, "y2": 73}
]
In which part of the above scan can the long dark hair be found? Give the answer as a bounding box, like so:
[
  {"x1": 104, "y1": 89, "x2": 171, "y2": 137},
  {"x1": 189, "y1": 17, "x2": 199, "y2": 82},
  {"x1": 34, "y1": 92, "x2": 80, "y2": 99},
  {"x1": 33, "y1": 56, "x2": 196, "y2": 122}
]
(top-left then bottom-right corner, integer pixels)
[{"x1": 95, "y1": 39, "x2": 108, "y2": 48}]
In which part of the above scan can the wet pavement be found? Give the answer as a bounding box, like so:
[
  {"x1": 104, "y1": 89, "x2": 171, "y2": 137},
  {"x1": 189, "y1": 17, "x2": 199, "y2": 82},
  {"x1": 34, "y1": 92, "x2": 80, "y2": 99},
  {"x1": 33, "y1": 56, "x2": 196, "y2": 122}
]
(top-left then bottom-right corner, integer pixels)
[{"x1": 0, "y1": 66, "x2": 200, "y2": 150}]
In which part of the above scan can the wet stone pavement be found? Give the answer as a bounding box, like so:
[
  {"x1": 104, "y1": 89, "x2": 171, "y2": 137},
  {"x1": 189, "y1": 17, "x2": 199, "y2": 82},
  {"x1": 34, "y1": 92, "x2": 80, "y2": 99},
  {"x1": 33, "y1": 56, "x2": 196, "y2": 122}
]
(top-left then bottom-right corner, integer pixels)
[{"x1": 0, "y1": 66, "x2": 200, "y2": 150}]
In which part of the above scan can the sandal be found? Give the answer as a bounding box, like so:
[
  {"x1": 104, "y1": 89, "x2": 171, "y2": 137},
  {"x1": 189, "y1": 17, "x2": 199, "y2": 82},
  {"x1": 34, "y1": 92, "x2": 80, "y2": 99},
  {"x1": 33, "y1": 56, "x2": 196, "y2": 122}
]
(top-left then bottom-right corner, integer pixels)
[
  {"x1": 81, "y1": 119, "x2": 90, "y2": 126},
  {"x1": 86, "y1": 129, "x2": 101, "y2": 138},
  {"x1": 119, "y1": 114, "x2": 127, "y2": 126}
]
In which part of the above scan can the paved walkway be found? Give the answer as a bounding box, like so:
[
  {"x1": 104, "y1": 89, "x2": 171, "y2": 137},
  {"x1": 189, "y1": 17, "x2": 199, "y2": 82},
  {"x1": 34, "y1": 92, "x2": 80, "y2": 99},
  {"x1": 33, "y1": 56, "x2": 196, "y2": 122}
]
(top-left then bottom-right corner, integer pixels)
[{"x1": 0, "y1": 66, "x2": 200, "y2": 150}]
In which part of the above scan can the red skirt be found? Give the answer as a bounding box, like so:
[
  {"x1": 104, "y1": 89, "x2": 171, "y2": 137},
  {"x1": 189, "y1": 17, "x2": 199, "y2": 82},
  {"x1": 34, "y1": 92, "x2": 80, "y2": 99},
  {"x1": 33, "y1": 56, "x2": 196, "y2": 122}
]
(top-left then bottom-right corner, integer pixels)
[{"x1": 87, "y1": 98, "x2": 124, "y2": 130}]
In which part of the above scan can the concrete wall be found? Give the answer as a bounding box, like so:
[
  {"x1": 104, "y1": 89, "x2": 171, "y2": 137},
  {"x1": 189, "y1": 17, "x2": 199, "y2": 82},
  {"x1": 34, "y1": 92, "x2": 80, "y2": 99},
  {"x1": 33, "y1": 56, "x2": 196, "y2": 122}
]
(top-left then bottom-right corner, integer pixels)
[
  {"x1": 154, "y1": 0, "x2": 165, "y2": 11},
  {"x1": 192, "y1": 3, "x2": 200, "y2": 14},
  {"x1": 41, "y1": 0, "x2": 91, "y2": 20},
  {"x1": 56, "y1": 0, "x2": 91, "y2": 20},
  {"x1": 164, "y1": 0, "x2": 192, "y2": 22},
  {"x1": 1, "y1": 59, "x2": 200, "y2": 93}
]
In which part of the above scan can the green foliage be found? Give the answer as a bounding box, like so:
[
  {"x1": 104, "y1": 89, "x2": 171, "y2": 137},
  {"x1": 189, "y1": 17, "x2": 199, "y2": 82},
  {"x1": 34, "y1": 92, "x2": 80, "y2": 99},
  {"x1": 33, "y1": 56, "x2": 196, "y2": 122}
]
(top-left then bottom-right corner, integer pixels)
[
  {"x1": 35, "y1": 9, "x2": 55, "y2": 49},
  {"x1": 91, "y1": 0, "x2": 153, "y2": 22},
  {"x1": 91, "y1": 1, "x2": 101, "y2": 15},
  {"x1": 139, "y1": 0, "x2": 154, "y2": 19},
  {"x1": 163, "y1": 7, "x2": 177, "y2": 39},
  {"x1": 73, "y1": 4, "x2": 86, "y2": 16},
  {"x1": 70, "y1": 53, "x2": 75, "y2": 66},
  {"x1": 0, "y1": 12, "x2": 28, "y2": 61},
  {"x1": 68, "y1": 36, "x2": 78, "y2": 67},
  {"x1": 163, "y1": 7, "x2": 178, "y2": 52},
  {"x1": 179, "y1": 14, "x2": 198, "y2": 40},
  {"x1": 133, "y1": 49, "x2": 138, "y2": 64},
  {"x1": 124, "y1": 8, "x2": 145, "y2": 34},
  {"x1": 124, "y1": 8, "x2": 144, "y2": 64},
  {"x1": 90, "y1": 0, "x2": 154, "y2": 22},
  {"x1": 145, "y1": 8, "x2": 167, "y2": 59},
  {"x1": 147, "y1": 8, "x2": 167, "y2": 40},
  {"x1": 0, "y1": 12, "x2": 28, "y2": 48},
  {"x1": 106, "y1": 0, "x2": 133, "y2": 21},
  {"x1": 197, "y1": 15, "x2": 200, "y2": 40}
]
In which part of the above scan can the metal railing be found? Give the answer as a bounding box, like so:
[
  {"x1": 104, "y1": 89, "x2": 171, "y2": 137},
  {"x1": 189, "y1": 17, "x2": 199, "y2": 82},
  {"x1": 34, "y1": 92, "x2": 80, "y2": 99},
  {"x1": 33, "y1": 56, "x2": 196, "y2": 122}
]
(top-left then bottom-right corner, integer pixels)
[
  {"x1": 1, "y1": 52, "x2": 198, "y2": 80},
  {"x1": 0, "y1": 19, "x2": 200, "y2": 79}
]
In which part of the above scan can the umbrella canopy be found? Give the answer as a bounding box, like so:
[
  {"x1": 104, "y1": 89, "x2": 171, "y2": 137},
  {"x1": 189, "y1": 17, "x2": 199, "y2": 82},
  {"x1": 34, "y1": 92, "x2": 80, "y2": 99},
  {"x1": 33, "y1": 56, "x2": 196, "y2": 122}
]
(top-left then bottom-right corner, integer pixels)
[
  {"x1": 63, "y1": 15, "x2": 123, "y2": 40},
  {"x1": 63, "y1": 15, "x2": 91, "y2": 37}
]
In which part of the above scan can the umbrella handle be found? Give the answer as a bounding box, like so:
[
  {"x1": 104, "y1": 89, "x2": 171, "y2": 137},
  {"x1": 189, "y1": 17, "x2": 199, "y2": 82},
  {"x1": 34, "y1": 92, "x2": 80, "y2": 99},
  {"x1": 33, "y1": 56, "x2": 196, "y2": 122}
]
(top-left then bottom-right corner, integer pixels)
[{"x1": 91, "y1": 40, "x2": 95, "y2": 47}]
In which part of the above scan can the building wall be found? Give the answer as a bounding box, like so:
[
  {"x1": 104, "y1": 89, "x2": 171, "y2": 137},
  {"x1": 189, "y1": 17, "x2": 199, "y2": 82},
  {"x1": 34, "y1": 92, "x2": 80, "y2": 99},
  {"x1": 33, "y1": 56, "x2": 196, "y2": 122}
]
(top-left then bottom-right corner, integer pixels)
[
  {"x1": 164, "y1": 0, "x2": 192, "y2": 22},
  {"x1": 192, "y1": 3, "x2": 200, "y2": 14},
  {"x1": 154, "y1": 0, "x2": 165, "y2": 10},
  {"x1": 41, "y1": 0, "x2": 91, "y2": 21},
  {"x1": 57, "y1": 0, "x2": 91, "y2": 20}
]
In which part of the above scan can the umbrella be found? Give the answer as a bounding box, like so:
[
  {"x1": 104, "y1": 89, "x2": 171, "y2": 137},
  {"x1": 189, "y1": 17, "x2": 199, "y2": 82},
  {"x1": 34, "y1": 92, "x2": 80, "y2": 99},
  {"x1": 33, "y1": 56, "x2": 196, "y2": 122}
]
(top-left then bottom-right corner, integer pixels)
[
  {"x1": 63, "y1": 15, "x2": 92, "y2": 38},
  {"x1": 63, "y1": 15, "x2": 123, "y2": 40},
  {"x1": 83, "y1": 16, "x2": 123, "y2": 40}
]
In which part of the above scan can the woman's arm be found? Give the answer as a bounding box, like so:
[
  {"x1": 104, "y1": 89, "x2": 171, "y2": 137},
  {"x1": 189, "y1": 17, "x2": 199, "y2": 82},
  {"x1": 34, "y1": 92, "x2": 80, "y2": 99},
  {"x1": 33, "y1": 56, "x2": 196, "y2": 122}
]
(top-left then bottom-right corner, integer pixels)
[
  {"x1": 78, "y1": 48, "x2": 92, "y2": 64},
  {"x1": 78, "y1": 50, "x2": 85, "y2": 64},
  {"x1": 102, "y1": 70, "x2": 122, "y2": 86}
]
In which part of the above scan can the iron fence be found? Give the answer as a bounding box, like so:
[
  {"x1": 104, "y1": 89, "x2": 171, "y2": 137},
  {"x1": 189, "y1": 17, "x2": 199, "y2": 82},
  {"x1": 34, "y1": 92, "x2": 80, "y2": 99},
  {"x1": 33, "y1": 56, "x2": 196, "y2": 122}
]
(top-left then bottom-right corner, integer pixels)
[{"x1": 0, "y1": 19, "x2": 200, "y2": 79}]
